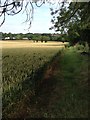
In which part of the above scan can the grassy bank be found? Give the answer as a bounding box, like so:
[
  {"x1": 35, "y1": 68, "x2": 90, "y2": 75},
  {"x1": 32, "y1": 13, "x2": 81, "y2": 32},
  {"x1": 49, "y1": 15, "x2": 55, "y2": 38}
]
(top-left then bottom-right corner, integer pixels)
[{"x1": 46, "y1": 47, "x2": 88, "y2": 118}]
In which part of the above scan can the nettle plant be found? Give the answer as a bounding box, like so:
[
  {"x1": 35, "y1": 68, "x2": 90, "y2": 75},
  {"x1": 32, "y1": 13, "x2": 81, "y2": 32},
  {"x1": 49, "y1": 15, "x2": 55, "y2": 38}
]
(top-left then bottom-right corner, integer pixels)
[{"x1": 0, "y1": 0, "x2": 62, "y2": 28}]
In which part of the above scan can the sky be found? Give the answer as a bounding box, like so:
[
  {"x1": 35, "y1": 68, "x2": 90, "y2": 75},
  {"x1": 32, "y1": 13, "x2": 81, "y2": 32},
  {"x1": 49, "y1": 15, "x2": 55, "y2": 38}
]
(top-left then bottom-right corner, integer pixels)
[{"x1": 0, "y1": 2, "x2": 59, "y2": 34}]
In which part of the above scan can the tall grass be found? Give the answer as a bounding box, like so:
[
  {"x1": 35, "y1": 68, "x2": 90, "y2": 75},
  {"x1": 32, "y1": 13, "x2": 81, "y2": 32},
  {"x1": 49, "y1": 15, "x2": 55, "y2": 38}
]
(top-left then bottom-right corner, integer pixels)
[{"x1": 2, "y1": 47, "x2": 61, "y2": 113}]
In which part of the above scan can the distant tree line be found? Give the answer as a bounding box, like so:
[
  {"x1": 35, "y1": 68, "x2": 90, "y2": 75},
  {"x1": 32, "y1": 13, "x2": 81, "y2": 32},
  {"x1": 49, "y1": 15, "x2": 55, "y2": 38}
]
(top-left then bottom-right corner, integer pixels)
[{"x1": 1, "y1": 32, "x2": 68, "y2": 42}]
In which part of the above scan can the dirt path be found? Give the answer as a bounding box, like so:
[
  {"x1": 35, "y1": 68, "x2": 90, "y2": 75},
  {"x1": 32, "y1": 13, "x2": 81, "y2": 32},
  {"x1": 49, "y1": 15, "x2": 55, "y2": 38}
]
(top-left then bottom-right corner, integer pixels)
[
  {"x1": 28, "y1": 55, "x2": 60, "y2": 118},
  {"x1": 35, "y1": 56, "x2": 59, "y2": 106}
]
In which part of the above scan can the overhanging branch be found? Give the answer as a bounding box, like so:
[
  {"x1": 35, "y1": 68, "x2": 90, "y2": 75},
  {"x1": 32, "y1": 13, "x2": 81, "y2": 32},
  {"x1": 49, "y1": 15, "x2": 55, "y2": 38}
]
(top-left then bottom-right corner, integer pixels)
[{"x1": 0, "y1": 0, "x2": 63, "y2": 28}]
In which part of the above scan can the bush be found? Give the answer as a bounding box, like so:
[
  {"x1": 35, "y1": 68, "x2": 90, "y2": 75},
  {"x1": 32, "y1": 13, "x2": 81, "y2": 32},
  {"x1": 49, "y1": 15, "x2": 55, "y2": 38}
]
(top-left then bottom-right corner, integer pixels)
[{"x1": 75, "y1": 44, "x2": 85, "y2": 51}]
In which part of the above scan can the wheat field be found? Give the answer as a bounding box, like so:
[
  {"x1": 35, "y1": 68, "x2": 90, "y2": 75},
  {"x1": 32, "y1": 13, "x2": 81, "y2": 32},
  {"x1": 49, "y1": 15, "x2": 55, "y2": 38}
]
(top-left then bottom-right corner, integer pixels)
[{"x1": 0, "y1": 40, "x2": 67, "y2": 48}]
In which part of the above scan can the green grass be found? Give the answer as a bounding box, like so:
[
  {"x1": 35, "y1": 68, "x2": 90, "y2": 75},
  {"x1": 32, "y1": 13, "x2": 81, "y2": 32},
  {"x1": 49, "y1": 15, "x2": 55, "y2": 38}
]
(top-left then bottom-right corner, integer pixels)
[{"x1": 47, "y1": 47, "x2": 88, "y2": 118}]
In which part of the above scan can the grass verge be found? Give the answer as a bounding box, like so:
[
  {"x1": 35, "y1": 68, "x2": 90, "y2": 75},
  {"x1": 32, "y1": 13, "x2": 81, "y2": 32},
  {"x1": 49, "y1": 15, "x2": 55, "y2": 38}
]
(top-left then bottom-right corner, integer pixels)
[{"x1": 47, "y1": 47, "x2": 88, "y2": 118}]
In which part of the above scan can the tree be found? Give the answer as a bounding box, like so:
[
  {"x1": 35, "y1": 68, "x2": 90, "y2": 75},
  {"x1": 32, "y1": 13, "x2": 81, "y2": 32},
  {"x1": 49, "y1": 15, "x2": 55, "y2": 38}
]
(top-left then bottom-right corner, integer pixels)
[
  {"x1": 41, "y1": 35, "x2": 50, "y2": 42},
  {"x1": 50, "y1": 2, "x2": 90, "y2": 46},
  {"x1": 15, "y1": 34, "x2": 22, "y2": 40}
]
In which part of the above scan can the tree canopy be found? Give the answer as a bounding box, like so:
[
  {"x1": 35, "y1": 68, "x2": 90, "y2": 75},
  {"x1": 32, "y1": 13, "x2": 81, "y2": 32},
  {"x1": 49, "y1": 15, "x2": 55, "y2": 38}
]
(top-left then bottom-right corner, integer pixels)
[
  {"x1": 50, "y1": 2, "x2": 90, "y2": 46},
  {"x1": 1, "y1": 32, "x2": 62, "y2": 42}
]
